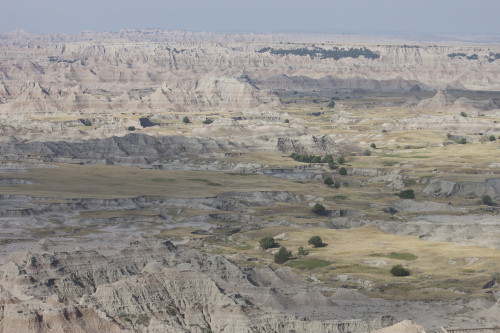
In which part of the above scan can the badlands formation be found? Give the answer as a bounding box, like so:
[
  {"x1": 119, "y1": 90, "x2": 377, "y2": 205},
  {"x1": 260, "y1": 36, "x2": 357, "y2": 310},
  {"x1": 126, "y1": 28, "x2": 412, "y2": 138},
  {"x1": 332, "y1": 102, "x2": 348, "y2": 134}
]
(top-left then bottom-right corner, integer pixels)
[{"x1": 0, "y1": 30, "x2": 499, "y2": 332}]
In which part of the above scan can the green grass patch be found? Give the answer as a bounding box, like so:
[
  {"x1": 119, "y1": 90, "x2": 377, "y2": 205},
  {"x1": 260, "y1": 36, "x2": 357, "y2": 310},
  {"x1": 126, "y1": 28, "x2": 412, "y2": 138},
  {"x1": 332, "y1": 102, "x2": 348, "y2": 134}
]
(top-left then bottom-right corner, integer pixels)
[
  {"x1": 287, "y1": 259, "x2": 332, "y2": 269},
  {"x1": 370, "y1": 252, "x2": 418, "y2": 261},
  {"x1": 382, "y1": 160, "x2": 399, "y2": 166},
  {"x1": 332, "y1": 195, "x2": 347, "y2": 200}
]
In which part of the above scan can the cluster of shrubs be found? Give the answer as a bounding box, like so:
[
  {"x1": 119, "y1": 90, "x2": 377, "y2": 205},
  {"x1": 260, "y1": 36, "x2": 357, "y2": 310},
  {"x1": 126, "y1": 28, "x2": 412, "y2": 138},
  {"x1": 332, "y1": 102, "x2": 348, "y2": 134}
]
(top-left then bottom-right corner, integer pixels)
[
  {"x1": 260, "y1": 235, "x2": 324, "y2": 264},
  {"x1": 290, "y1": 153, "x2": 334, "y2": 164},
  {"x1": 447, "y1": 52, "x2": 479, "y2": 60},
  {"x1": 257, "y1": 46, "x2": 380, "y2": 60}
]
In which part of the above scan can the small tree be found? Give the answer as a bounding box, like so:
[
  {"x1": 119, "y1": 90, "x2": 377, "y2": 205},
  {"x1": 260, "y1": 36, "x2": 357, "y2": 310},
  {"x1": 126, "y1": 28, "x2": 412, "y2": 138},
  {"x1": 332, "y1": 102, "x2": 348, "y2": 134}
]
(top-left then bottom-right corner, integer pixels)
[
  {"x1": 363, "y1": 150, "x2": 372, "y2": 156},
  {"x1": 182, "y1": 116, "x2": 190, "y2": 123},
  {"x1": 297, "y1": 246, "x2": 307, "y2": 256},
  {"x1": 399, "y1": 189, "x2": 415, "y2": 199},
  {"x1": 327, "y1": 101, "x2": 336, "y2": 108},
  {"x1": 127, "y1": 126, "x2": 136, "y2": 131},
  {"x1": 337, "y1": 156, "x2": 346, "y2": 164},
  {"x1": 260, "y1": 237, "x2": 276, "y2": 249},
  {"x1": 274, "y1": 247, "x2": 292, "y2": 264},
  {"x1": 390, "y1": 264, "x2": 410, "y2": 277},
  {"x1": 311, "y1": 203, "x2": 326, "y2": 215},
  {"x1": 370, "y1": 143, "x2": 377, "y2": 149},
  {"x1": 482, "y1": 195, "x2": 494, "y2": 206},
  {"x1": 489, "y1": 135, "x2": 496, "y2": 141},
  {"x1": 324, "y1": 177, "x2": 334, "y2": 186},
  {"x1": 333, "y1": 181, "x2": 341, "y2": 189},
  {"x1": 460, "y1": 111, "x2": 467, "y2": 117},
  {"x1": 339, "y1": 167, "x2": 347, "y2": 176},
  {"x1": 308, "y1": 236, "x2": 323, "y2": 248}
]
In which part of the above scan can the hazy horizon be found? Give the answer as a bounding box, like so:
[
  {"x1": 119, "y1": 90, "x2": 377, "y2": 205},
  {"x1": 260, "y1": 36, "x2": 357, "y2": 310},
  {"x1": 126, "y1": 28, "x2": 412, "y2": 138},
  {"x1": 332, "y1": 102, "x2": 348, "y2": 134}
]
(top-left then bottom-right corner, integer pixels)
[{"x1": 2, "y1": 0, "x2": 500, "y2": 36}]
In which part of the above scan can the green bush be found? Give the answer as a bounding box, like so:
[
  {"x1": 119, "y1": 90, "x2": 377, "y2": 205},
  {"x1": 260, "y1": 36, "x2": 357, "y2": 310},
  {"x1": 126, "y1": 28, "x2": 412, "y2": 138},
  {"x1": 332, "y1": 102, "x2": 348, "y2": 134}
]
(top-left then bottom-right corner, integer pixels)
[
  {"x1": 370, "y1": 143, "x2": 377, "y2": 149},
  {"x1": 327, "y1": 101, "x2": 336, "y2": 108},
  {"x1": 324, "y1": 177, "x2": 334, "y2": 186},
  {"x1": 338, "y1": 167, "x2": 347, "y2": 176},
  {"x1": 202, "y1": 118, "x2": 213, "y2": 124},
  {"x1": 333, "y1": 181, "x2": 341, "y2": 189},
  {"x1": 259, "y1": 237, "x2": 276, "y2": 249},
  {"x1": 399, "y1": 189, "x2": 415, "y2": 199},
  {"x1": 274, "y1": 247, "x2": 292, "y2": 264},
  {"x1": 460, "y1": 111, "x2": 467, "y2": 117},
  {"x1": 182, "y1": 116, "x2": 190, "y2": 123},
  {"x1": 284, "y1": 119, "x2": 290, "y2": 123},
  {"x1": 337, "y1": 156, "x2": 346, "y2": 164},
  {"x1": 328, "y1": 162, "x2": 337, "y2": 170},
  {"x1": 127, "y1": 126, "x2": 136, "y2": 131},
  {"x1": 390, "y1": 264, "x2": 410, "y2": 277},
  {"x1": 482, "y1": 195, "x2": 494, "y2": 206},
  {"x1": 489, "y1": 135, "x2": 496, "y2": 141},
  {"x1": 458, "y1": 138, "x2": 467, "y2": 144},
  {"x1": 308, "y1": 236, "x2": 323, "y2": 248},
  {"x1": 363, "y1": 150, "x2": 372, "y2": 156},
  {"x1": 297, "y1": 246, "x2": 307, "y2": 256},
  {"x1": 311, "y1": 203, "x2": 326, "y2": 215}
]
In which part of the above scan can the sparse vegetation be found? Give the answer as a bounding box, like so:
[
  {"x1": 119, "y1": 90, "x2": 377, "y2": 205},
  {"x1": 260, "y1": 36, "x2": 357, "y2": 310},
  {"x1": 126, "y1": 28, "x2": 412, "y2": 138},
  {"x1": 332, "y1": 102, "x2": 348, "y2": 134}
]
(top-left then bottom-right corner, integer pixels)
[
  {"x1": 297, "y1": 246, "x2": 307, "y2": 256},
  {"x1": 399, "y1": 189, "x2": 415, "y2": 199},
  {"x1": 259, "y1": 236, "x2": 276, "y2": 249},
  {"x1": 337, "y1": 156, "x2": 346, "y2": 164},
  {"x1": 257, "y1": 46, "x2": 380, "y2": 60},
  {"x1": 390, "y1": 264, "x2": 410, "y2": 277},
  {"x1": 371, "y1": 252, "x2": 418, "y2": 260},
  {"x1": 290, "y1": 153, "x2": 334, "y2": 164},
  {"x1": 482, "y1": 195, "x2": 494, "y2": 206},
  {"x1": 274, "y1": 246, "x2": 292, "y2": 264},
  {"x1": 308, "y1": 235, "x2": 323, "y2": 248}
]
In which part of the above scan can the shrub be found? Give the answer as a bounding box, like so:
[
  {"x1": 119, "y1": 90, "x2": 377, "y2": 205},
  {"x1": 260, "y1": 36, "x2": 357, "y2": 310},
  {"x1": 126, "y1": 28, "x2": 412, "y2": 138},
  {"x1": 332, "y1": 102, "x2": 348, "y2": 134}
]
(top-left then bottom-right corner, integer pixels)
[
  {"x1": 182, "y1": 116, "x2": 190, "y2": 123},
  {"x1": 79, "y1": 119, "x2": 92, "y2": 126},
  {"x1": 297, "y1": 246, "x2": 307, "y2": 256},
  {"x1": 489, "y1": 135, "x2": 496, "y2": 141},
  {"x1": 363, "y1": 150, "x2": 372, "y2": 156},
  {"x1": 327, "y1": 101, "x2": 336, "y2": 108},
  {"x1": 339, "y1": 167, "x2": 347, "y2": 175},
  {"x1": 274, "y1": 247, "x2": 292, "y2": 264},
  {"x1": 322, "y1": 154, "x2": 334, "y2": 163},
  {"x1": 337, "y1": 156, "x2": 346, "y2": 164},
  {"x1": 370, "y1": 143, "x2": 377, "y2": 149},
  {"x1": 259, "y1": 237, "x2": 276, "y2": 249},
  {"x1": 324, "y1": 177, "x2": 334, "y2": 186},
  {"x1": 482, "y1": 195, "x2": 494, "y2": 206},
  {"x1": 311, "y1": 203, "x2": 326, "y2": 215},
  {"x1": 333, "y1": 181, "x2": 341, "y2": 189},
  {"x1": 399, "y1": 189, "x2": 415, "y2": 199},
  {"x1": 284, "y1": 119, "x2": 290, "y2": 123},
  {"x1": 308, "y1": 236, "x2": 323, "y2": 248},
  {"x1": 328, "y1": 162, "x2": 337, "y2": 170},
  {"x1": 202, "y1": 118, "x2": 213, "y2": 124},
  {"x1": 458, "y1": 138, "x2": 467, "y2": 144},
  {"x1": 127, "y1": 126, "x2": 136, "y2": 131},
  {"x1": 390, "y1": 264, "x2": 410, "y2": 277},
  {"x1": 460, "y1": 111, "x2": 467, "y2": 117}
]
